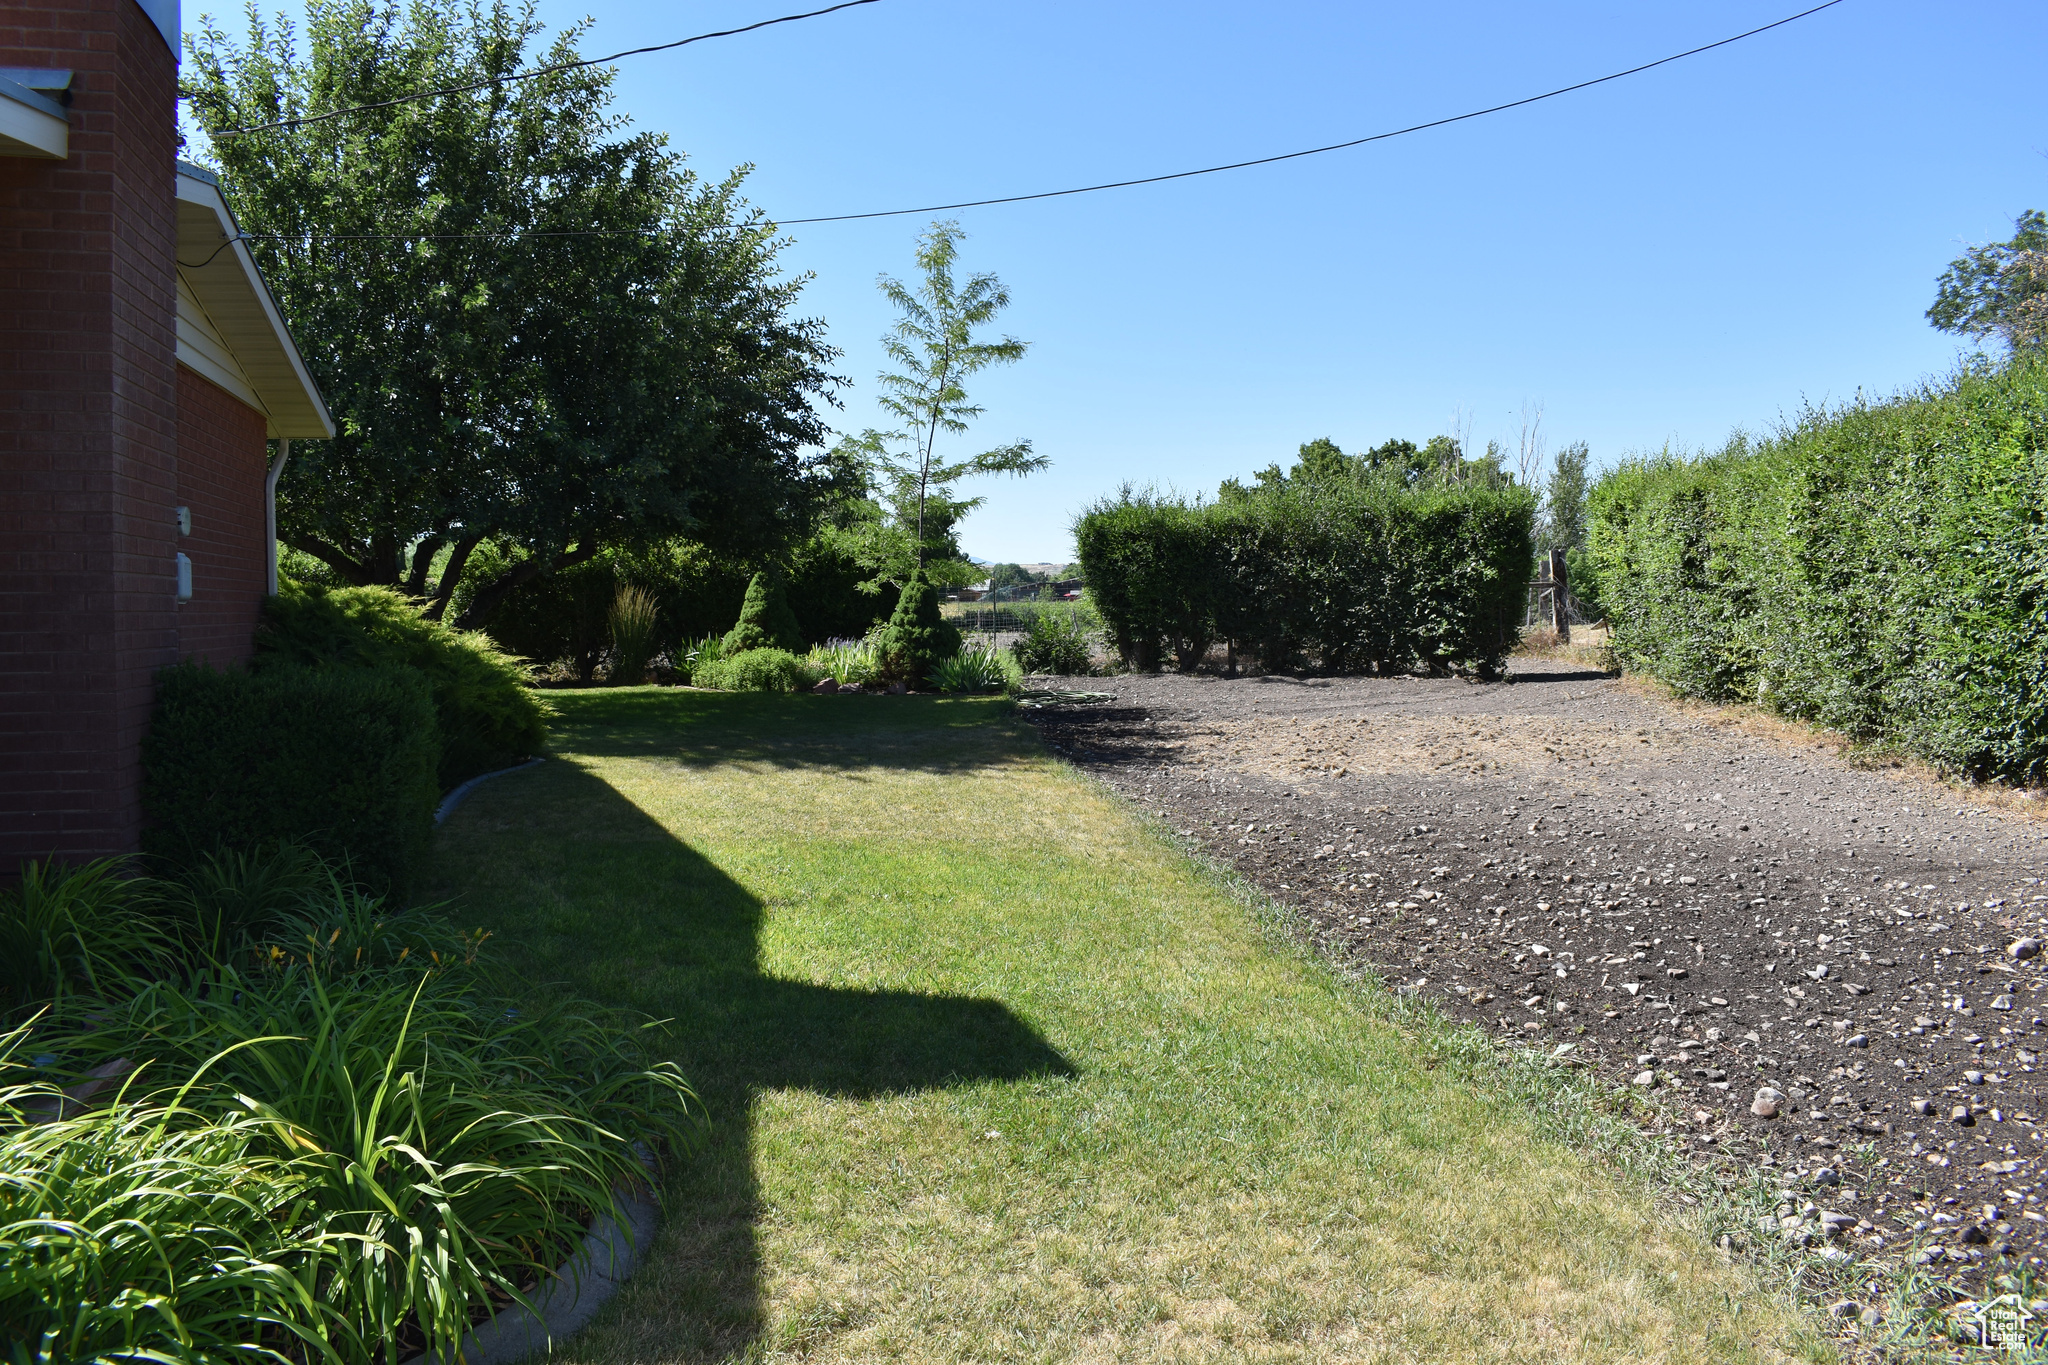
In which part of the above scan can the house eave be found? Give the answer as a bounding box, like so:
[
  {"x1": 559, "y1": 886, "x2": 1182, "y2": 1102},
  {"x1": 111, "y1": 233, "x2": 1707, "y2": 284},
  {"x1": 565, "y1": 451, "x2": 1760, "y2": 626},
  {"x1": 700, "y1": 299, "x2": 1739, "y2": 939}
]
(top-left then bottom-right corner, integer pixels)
[{"x1": 174, "y1": 162, "x2": 336, "y2": 440}]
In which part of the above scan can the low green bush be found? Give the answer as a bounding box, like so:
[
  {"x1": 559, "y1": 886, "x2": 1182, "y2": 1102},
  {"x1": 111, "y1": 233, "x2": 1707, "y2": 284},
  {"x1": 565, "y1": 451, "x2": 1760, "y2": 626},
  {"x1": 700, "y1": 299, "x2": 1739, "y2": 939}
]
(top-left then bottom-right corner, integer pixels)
[
  {"x1": 876, "y1": 571, "x2": 963, "y2": 687},
  {"x1": 259, "y1": 583, "x2": 548, "y2": 788},
  {"x1": 693, "y1": 646, "x2": 816, "y2": 692},
  {"x1": 142, "y1": 661, "x2": 438, "y2": 897},
  {"x1": 1011, "y1": 604, "x2": 1100, "y2": 675},
  {"x1": 1076, "y1": 479, "x2": 1535, "y2": 676},
  {"x1": 1588, "y1": 353, "x2": 2048, "y2": 782}
]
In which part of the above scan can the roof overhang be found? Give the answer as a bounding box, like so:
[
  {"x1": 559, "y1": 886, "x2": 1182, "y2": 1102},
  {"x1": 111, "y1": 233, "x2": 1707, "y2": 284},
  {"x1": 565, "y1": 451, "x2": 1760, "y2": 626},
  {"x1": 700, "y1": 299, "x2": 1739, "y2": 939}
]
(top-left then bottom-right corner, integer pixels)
[
  {"x1": 0, "y1": 73, "x2": 68, "y2": 159},
  {"x1": 175, "y1": 162, "x2": 335, "y2": 439}
]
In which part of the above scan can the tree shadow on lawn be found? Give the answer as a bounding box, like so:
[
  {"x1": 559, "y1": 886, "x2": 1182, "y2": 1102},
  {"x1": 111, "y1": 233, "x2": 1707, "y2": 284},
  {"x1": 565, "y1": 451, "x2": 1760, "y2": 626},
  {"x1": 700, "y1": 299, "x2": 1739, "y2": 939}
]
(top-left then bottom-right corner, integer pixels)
[
  {"x1": 545, "y1": 689, "x2": 1029, "y2": 775},
  {"x1": 435, "y1": 749, "x2": 1076, "y2": 1361}
]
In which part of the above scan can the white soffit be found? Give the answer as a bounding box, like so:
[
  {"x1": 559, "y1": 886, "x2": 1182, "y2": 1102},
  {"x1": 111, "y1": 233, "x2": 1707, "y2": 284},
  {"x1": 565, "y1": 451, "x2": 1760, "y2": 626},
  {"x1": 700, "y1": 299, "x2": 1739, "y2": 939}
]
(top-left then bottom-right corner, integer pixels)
[
  {"x1": 174, "y1": 164, "x2": 335, "y2": 439},
  {"x1": 0, "y1": 77, "x2": 66, "y2": 159}
]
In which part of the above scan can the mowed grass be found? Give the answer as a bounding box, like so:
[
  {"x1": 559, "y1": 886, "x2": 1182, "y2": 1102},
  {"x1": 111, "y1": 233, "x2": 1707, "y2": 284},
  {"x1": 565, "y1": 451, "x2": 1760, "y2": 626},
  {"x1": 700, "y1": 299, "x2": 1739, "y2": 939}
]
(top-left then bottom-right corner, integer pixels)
[{"x1": 429, "y1": 690, "x2": 1824, "y2": 1364}]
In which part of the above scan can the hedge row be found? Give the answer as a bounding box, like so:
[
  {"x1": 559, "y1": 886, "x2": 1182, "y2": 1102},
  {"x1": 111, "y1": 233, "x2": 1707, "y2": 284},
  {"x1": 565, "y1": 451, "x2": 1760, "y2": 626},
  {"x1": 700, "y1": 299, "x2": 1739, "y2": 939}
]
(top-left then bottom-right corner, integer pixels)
[
  {"x1": 1587, "y1": 353, "x2": 2048, "y2": 783},
  {"x1": 1075, "y1": 480, "x2": 1536, "y2": 675},
  {"x1": 143, "y1": 586, "x2": 550, "y2": 893},
  {"x1": 142, "y1": 662, "x2": 438, "y2": 895}
]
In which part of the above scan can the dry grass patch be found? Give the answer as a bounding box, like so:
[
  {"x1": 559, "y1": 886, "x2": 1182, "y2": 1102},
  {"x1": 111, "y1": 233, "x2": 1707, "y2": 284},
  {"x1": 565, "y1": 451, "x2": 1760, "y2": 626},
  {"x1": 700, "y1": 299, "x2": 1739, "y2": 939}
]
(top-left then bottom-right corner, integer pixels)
[{"x1": 430, "y1": 689, "x2": 1826, "y2": 1363}]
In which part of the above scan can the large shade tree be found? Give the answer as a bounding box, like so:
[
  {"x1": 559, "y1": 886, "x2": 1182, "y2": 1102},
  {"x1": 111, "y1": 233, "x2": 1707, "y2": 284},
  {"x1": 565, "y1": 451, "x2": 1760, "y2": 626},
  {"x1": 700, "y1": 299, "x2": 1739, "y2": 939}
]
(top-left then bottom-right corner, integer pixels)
[{"x1": 182, "y1": 0, "x2": 841, "y2": 626}]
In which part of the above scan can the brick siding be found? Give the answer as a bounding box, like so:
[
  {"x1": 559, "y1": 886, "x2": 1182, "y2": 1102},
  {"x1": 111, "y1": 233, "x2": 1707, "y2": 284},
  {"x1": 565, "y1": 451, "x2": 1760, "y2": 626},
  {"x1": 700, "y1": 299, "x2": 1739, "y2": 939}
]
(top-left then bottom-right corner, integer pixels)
[
  {"x1": 1, "y1": 0, "x2": 185, "y2": 867},
  {"x1": 174, "y1": 366, "x2": 269, "y2": 669}
]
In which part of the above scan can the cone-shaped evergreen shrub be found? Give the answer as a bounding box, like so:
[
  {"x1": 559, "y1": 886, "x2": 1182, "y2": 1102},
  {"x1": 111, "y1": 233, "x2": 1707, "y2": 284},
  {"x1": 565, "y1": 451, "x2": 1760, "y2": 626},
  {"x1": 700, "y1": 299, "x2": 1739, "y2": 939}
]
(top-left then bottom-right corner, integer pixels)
[
  {"x1": 877, "y1": 571, "x2": 962, "y2": 687},
  {"x1": 721, "y1": 573, "x2": 806, "y2": 655}
]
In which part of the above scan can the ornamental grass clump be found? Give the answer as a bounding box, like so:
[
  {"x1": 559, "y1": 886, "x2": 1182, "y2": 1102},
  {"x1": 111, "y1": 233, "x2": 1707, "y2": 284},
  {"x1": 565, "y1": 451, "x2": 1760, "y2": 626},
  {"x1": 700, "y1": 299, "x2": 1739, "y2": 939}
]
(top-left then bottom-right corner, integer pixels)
[
  {"x1": 931, "y1": 643, "x2": 1022, "y2": 694},
  {"x1": 0, "y1": 860, "x2": 173, "y2": 1016},
  {"x1": 876, "y1": 571, "x2": 962, "y2": 688},
  {"x1": 2, "y1": 857, "x2": 705, "y2": 1364},
  {"x1": 606, "y1": 584, "x2": 662, "y2": 685},
  {"x1": 806, "y1": 638, "x2": 881, "y2": 687}
]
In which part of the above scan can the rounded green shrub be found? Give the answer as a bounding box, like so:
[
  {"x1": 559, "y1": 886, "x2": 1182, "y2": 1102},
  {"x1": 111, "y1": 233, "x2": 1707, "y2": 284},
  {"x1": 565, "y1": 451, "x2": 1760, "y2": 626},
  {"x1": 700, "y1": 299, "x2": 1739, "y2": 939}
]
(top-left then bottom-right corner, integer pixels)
[
  {"x1": 692, "y1": 646, "x2": 816, "y2": 692},
  {"x1": 722, "y1": 572, "x2": 807, "y2": 655},
  {"x1": 258, "y1": 583, "x2": 548, "y2": 788},
  {"x1": 876, "y1": 571, "x2": 962, "y2": 687}
]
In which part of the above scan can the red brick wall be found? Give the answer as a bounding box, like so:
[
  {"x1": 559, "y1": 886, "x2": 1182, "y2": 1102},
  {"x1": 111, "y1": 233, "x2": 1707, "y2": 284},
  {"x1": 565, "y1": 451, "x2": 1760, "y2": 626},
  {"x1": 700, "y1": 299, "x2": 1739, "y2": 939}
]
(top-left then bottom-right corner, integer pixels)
[
  {"x1": 0, "y1": 0, "x2": 181, "y2": 867},
  {"x1": 174, "y1": 366, "x2": 269, "y2": 668}
]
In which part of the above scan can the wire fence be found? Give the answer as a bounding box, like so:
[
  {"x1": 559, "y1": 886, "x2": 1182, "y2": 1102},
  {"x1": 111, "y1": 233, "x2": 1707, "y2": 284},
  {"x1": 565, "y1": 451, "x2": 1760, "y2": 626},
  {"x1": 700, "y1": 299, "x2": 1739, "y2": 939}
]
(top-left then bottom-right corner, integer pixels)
[{"x1": 1524, "y1": 574, "x2": 1603, "y2": 630}]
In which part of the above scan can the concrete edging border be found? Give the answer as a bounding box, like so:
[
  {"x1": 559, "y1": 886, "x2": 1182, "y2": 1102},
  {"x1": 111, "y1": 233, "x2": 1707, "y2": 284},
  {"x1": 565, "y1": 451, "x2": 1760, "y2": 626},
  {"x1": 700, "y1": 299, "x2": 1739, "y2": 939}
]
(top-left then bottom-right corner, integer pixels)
[
  {"x1": 407, "y1": 1187, "x2": 660, "y2": 1365},
  {"x1": 434, "y1": 758, "x2": 545, "y2": 826}
]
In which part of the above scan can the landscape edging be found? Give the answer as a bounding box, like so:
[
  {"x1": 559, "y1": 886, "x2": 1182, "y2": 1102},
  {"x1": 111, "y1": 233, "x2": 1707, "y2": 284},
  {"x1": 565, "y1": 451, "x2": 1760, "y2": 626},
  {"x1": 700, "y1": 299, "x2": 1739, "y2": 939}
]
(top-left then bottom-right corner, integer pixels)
[
  {"x1": 434, "y1": 758, "x2": 545, "y2": 825},
  {"x1": 404, "y1": 1184, "x2": 660, "y2": 1365}
]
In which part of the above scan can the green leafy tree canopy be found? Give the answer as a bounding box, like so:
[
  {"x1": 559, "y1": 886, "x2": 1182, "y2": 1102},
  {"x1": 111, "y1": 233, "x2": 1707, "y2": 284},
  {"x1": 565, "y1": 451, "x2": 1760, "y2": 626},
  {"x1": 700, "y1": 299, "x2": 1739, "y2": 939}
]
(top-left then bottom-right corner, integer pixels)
[
  {"x1": 832, "y1": 221, "x2": 1045, "y2": 586},
  {"x1": 182, "y1": 0, "x2": 843, "y2": 627},
  {"x1": 1929, "y1": 209, "x2": 2048, "y2": 351}
]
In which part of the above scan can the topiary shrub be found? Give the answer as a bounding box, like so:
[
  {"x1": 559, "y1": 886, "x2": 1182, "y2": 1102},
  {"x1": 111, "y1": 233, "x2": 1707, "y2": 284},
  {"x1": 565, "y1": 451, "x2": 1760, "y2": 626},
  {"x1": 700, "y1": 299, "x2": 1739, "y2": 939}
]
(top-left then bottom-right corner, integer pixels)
[
  {"x1": 258, "y1": 583, "x2": 548, "y2": 788},
  {"x1": 142, "y1": 661, "x2": 438, "y2": 897},
  {"x1": 692, "y1": 647, "x2": 816, "y2": 692},
  {"x1": 721, "y1": 573, "x2": 807, "y2": 655},
  {"x1": 875, "y1": 572, "x2": 962, "y2": 688}
]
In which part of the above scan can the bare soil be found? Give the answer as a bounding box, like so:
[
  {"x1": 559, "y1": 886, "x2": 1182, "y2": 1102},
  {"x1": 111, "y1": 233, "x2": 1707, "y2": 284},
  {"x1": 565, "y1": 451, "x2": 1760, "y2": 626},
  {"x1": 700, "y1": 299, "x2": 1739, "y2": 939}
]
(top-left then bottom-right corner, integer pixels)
[{"x1": 1020, "y1": 660, "x2": 2048, "y2": 1285}]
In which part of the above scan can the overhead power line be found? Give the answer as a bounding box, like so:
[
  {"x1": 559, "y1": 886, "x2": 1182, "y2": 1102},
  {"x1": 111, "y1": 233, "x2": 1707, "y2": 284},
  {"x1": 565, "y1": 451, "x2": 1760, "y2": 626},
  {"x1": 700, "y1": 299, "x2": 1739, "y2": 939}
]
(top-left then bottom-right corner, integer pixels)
[
  {"x1": 213, "y1": 0, "x2": 881, "y2": 138},
  {"x1": 214, "y1": 0, "x2": 1845, "y2": 241},
  {"x1": 775, "y1": 0, "x2": 1846, "y2": 224}
]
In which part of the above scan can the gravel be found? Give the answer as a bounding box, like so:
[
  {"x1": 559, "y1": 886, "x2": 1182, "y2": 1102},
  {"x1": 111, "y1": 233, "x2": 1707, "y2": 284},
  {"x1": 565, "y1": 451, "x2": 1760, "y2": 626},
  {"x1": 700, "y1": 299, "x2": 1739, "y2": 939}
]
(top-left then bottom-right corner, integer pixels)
[{"x1": 1021, "y1": 660, "x2": 2048, "y2": 1283}]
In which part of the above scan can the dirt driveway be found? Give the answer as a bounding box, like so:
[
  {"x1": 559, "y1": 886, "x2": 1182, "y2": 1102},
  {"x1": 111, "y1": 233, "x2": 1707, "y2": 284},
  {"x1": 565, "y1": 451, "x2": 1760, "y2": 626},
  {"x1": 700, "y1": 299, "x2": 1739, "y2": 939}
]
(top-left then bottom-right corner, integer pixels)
[{"x1": 1021, "y1": 661, "x2": 2048, "y2": 1283}]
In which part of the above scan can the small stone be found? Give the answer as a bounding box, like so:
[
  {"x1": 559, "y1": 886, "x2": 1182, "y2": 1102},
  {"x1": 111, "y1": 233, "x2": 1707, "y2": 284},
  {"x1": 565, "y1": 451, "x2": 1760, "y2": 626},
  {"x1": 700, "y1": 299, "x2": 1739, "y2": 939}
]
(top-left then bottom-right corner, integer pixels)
[
  {"x1": 811, "y1": 676, "x2": 840, "y2": 694},
  {"x1": 1960, "y1": 1222, "x2": 1992, "y2": 1245},
  {"x1": 1912, "y1": 1097, "x2": 1935, "y2": 1115},
  {"x1": 1812, "y1": 1167, "x2": 1840, "y2": 1187},
  {"x1": 1952, "y1": 1105, "x2": 1976, "y2": 1126},
  {"x1": 1752, "y1": 1087, "x2": 1784, "y2": 1119},
  {"x1": 1844, "y1": 1033, "x2": 1869, "y2": 1048},
  {"x1": 1828, "y1": 1298, "x2": 1861, "y2": 1319},
  {"x1": 886, "y1": 681, "x2": 908, "y2": 695},
  {"x1": 839, "y1": 681, "x2": 863, "y2": 694},
  {"x1": 1819, "y1": 1210, "x2": 1857, "y2": 1235},
  {"x1": 1964, "y1": 1069, "x2": 1986, "y2": 1085},
  {"x1": 1632, "y1": 1070, "x2": 1657, "y2": 1088},
  {"x1": 1859, "y1": 1306, "x2": 1885, "y2": 1328},
  {"x1": 1993, "y1": 995, "x2": 2016, "y2": 1011},
  {"x1": 2010, "y1": 937, "x2": 2041, "y2": 961},
  {"x1": 1913, "y1": 1246, "x2": 1945, "y2": 1265}
]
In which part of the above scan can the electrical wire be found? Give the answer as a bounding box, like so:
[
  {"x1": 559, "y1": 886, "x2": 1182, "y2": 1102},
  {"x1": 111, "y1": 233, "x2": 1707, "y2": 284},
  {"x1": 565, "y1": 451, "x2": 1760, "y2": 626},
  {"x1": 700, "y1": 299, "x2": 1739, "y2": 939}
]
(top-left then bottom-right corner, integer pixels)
[
  {"x1": 212, "y1": 0, "x2": 881, "y2": 139},
  {"x1": 775, "y1": 0, "x2": 1846, "y2": 224},
  {"x1": 210, "y1": 0, "x2": 1846, "y2": 241},
  {"x1": 176, "y1": 234, "x2": 249, "y2": 268}
]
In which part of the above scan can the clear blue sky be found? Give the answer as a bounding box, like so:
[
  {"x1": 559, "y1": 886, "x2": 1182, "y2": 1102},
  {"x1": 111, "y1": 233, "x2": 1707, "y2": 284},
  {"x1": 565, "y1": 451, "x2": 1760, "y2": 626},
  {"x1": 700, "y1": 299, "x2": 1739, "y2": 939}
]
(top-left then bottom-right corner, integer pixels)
[{"x1": 186, "y1": 0, "x2": 2048, "y2": 564}]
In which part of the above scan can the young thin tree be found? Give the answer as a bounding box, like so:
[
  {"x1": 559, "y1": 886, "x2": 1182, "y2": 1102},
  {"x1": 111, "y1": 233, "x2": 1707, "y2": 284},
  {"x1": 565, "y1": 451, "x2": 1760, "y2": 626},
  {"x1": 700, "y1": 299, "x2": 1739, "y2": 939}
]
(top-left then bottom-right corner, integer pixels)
[
  {"x1": 836, "y1": 221, "x2": 1045, "y2": 581},
  {"x1": 1542, "y1": 440, "x2": 1591, "y2": 551}
]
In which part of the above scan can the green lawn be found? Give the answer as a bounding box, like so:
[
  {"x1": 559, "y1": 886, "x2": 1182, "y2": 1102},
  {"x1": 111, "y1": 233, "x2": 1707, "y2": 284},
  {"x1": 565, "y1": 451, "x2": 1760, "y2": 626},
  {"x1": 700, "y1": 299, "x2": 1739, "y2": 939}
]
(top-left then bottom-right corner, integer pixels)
[{"x1": 429, "y1": 689, "x2": 1823, "y2": 1363}]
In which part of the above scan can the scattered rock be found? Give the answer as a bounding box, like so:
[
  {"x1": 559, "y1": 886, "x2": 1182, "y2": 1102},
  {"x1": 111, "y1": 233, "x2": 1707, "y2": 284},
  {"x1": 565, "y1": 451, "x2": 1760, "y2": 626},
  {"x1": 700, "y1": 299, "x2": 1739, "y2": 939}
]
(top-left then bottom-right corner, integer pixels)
[
  {"x1": 2011, "y1": 938, "x2": 2042, "y2": 961},
  {"x1": 1812, "y1": 1167, "x2": 1840, "y2": 1187},
  {"x1": 1954, "y1": 1105, "x2": 1976, "y2": 1126},
  {"x1": 1632, "y1": 1070, "x2": 1657, "y2": 1088},
  {"x1": 811, "y1": 677, "x2": 840, "y2": 694},
  {"x1": 1752, "y1": 1087, "x2": 1784, "y2": 1119}
]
